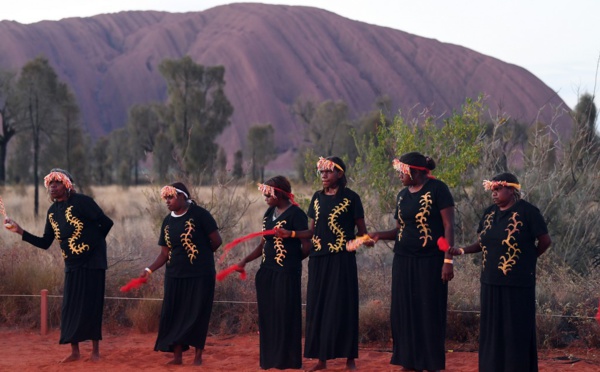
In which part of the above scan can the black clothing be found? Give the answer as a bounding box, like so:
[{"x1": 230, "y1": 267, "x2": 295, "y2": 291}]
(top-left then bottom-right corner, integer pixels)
[
  {"x1": 390, "y1": 179, "x2": 454, "y2": 370},
  {"x1": 478, "y1": 199, "x2": 548, "y2": 287},
  {"x1": 158, "y1": 203, "x2": 219, "y2": 278},
  {"x1": 22, "y1": 193, "x2": 113, "y2": 344},
  {"x1": 476, "y1": 199, "x2": 548, "y2": 372},
  {"x1": 304, "y1": 187, "x2": 364, "y2": 360},
  {"x1": 255, "y1": 205, "x2": 308, "y2": 369},
  {"x1": 155, "y1": 203, "x2": 219, "y2": 353},
  {"x1": 23, "y1": 193, "x2": 113, "y2": 271}
]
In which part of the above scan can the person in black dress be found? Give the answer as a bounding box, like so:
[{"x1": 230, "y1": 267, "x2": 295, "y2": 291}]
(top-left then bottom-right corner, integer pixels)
[
  {"x1": 369, "y1": 152, "x2": 455, "y2": 371},
  {"x1": 277, "y1": 156, "x2": 370, "y2": 371},
  {"x1": 447, "y1": 173, "x2": 551, "y2": 372},
  {"x1": 141, "y1": 182, "x2": 222, "y2": 365},
  {"x1": 4, "y1": 168, "x2": 113, "y2": 363},
  {"x1": 237, "y1": 175, "x2": 310, "y2": 369}
]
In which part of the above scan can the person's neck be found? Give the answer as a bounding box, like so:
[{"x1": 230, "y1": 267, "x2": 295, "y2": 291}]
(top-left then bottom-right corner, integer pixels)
[
  {"x1": 408, "y1": 178, "x2": 427, "y2": 192},
  {"x1": 172, "y1": 204, "x2": 190, "y2": 216},
  {"x1": 498, "y1": 199, "x2": 517, "y2": 211},
  {"x1": 324, "y1": 185, "x2": 339, "y2": 195},
  {"x1": 276, "y1": 200, "x2": 292, "y2": 212}
]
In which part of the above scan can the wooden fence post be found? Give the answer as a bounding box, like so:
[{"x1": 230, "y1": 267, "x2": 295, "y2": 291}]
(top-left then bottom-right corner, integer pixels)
[{"x1": 40, "y1": 289, "x2": 48, "y2": 336}]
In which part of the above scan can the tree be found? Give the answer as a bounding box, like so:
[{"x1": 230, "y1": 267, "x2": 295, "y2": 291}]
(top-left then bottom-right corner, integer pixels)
[
  {"x1": 17, "y1": 56, "x2": 62, "y2": 216},
  {"x1": 292, "y1": 98, "x2": 358, "y2": 181},
  {"x1": 91, "y1": 137, "x2": 110, "y2": 184},
  {"x1": 126, "y1": 103, "x2": 164, "y2": 185},
  {"x1": 572, "y1": 93, "x2": 598, "y2": 156},
  {"x1": 41, "y1": 83, "x2": 91, "y2": 191},
  {"x1": 158, "y1": 56, "x2": 233, "y2": 182},
  {"x1": 0, "y1": 69, "x2": 22, "y2": 185},
  {"x1": 232, "y1": 150, "x2": 244, "y2": 179},
  {"x1": 247, "y1": 124, "x2": 276, "y2": 181}
]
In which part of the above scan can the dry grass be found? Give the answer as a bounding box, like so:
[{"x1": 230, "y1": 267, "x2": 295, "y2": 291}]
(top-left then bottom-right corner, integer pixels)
[{"x1": 1, "y1": 183, "x2": 599, "y2": 349}]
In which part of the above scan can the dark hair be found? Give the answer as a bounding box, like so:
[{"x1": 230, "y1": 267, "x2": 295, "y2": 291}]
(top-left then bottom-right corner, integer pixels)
[
  {"x1": 399, "y1": 152, "x2": 436, "y2": 171},
  {"x1": 50, "y1": 168, "x2": 75, "y2": 183},
  {"x1": 327, "y1": 156, "x2": 347, "y2": 188},
  {"x1": 170, "y1": 182, "x2": 192, "y2": 200},
  {"x1": 492, "y1": 172, "x2": 521, "y2": 200},
  {"x1": 265, "y1": 175, "x2": 292, "y2": 201}
]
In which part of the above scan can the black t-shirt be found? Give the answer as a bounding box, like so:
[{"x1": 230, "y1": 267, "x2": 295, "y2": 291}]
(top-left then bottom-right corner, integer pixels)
[
  {"x1": 158, "y1": 203, "x2": 219, "y2": 278},
  {"x1": 393, "y1": 178, "x2": 454, "y2": 257},
  {"x1": 261, "y1": 205, "x2": 308, "y2": 272},
  {"x1": 307, "y1": 187, "x2": 365, "y2": 257},
  {"x1": 22, "y1": 193, "x2": 113, "y2": 272},
  {"x1": 478, "y1": 199, "x2": 548, "y2": 287}
]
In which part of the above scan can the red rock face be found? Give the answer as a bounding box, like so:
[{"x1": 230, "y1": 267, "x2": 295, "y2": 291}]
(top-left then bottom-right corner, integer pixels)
[{"x1": 0, "y1": 4, "x2": 571, "y2": 161}]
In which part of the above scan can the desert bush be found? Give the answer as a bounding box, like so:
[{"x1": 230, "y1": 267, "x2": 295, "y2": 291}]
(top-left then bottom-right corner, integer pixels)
[{"x1": 1, "y1": 97, "x2": 599, "y2": 352}]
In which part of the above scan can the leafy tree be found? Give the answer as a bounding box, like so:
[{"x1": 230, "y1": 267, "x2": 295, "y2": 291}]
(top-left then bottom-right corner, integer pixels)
[
  {"x1": 153, "y1": 131, "x2": 173, "y2": 183},
  {"x1": 91, "y1": 136, "x2": 110, "y2": 184},
  {"x1": 41, "y1": 83, "x2": 91, "y2": 191},
  {"x1": 105, "y1": 128, "x2": 133, "y2": 185},
  {"x1": 0, "y1": 69, "x2": 22, "y2": 185},
  {"x1": 126, "y1": 103, "x2": 164, "y2": 185},
  {"x1": 232, "y1": 150, "x2": 244, "y2": 179},
  {"x1": 353, "y1": 96, "x2": 487, "y2": 214},
  {"x1": 158, "y1": 56, "x2": 233, "y2": 182},
  {"x1": 292, "y1": 98, "x2": 359, "y2": 180},
  {"x1": 247, "y1": 124, "x2": 276, "y2": 181},
  {"x1": 16, "y1": 56, "x2": 63, "y2": 215}
]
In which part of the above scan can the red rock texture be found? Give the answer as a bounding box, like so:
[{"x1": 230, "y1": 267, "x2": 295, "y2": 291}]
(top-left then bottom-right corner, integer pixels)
[{"x1": 0, "y1": 4, "x2": 571, "y2": 161}]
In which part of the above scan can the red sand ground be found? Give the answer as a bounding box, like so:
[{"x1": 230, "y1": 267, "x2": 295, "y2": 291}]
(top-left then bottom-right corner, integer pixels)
[{"x1": 0, "y1": 328, "x2": 598, "y2": 371}]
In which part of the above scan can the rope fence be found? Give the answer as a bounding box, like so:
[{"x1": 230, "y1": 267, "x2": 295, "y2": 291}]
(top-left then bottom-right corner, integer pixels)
[{"x1": 1, "y1": 291, "x2": 597, "y2": 336}]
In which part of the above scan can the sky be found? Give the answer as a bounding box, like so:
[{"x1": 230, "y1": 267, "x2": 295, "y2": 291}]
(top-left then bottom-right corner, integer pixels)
[{"x1": 1, "y1": 0, "x2": 598, "y2": 110}]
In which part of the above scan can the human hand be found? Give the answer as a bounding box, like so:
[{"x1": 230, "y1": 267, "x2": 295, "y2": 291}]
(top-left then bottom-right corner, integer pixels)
[
  {"x1": 274, "y1": 228, "x2": 291, "y2": 238},
  {"x1": 447, "y1": 247, "x2": 464, "y2": 256},
  {"x1": 367, "y1": 232, "x2": 379, "y2": 243},
  {"x1": 4, "y1": 217, "x2": 21, "y2": 234},
  {"x1": 236, "y1": 261, "x2": 246, "y2": 272},
  {"x1": 441, "y1": 262, "x2": 454, "y2": 282}
]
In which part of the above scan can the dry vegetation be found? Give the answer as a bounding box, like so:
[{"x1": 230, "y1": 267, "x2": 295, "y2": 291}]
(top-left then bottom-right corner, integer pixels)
[{"x1": 1, "y1": 169, "x2": 599, "y2": 350}]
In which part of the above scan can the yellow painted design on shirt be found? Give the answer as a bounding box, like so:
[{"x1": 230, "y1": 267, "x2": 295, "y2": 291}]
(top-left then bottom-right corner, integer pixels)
[{"x1": 65, "y1": 206, "x2": 89, "y2": 255}]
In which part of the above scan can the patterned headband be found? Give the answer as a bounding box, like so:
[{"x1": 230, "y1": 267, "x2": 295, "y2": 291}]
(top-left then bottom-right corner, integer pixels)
[
  {"x1": 257, "y1": 183, "x2": 298, "y2": 206},
  {"x1": 43, "y1": 171, "x2": 73, "y2": 190},
  {"x1": 482, "y1": 180, "x2": 521, "y2": 191},
  {"x1": 392, "y1": 159, "x2": 433, "y2": 179},
  {"x1": 317, "y1": 157, "x2": 344, "y2": 172},
  {"x1": 160, "y1": 185, "x2": 189, "y2": 200}
]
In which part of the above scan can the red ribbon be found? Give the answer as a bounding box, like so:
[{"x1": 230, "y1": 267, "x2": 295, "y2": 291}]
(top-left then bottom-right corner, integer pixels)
[
  {"x1": 437, "y1": 236, "x2": 450, "y2": 252},
  {"x1": 120, "y1": 277, "x2": 148, "y2": 292},
  {"x1": 218, "y1": 229, "x2": 277, "y2": 263},
  {"x1": 216, "y1": 264, "x2": 247, "y2": 281}
]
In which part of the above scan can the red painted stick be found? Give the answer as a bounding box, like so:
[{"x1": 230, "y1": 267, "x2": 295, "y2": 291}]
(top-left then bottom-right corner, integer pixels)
[
  {"x1": 120, "y1": 277, "x2": 148, "y2": 292},
  {"x1": 437, "y1": 236, "x2": 450, "y2": 252},
  {"x1": 596, "y1": 299, "x2": 600, "y2": 325},
  {"x1": 218, "y1": 229, "x2": 277, "y2": 263},
  {"x1": 216, "y1": 264, "x2": 247, "y2": 281}
]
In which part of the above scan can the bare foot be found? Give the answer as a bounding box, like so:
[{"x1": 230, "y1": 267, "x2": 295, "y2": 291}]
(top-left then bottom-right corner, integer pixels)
[
  {"x1": 166, "y1": 358, "x2": 183, "y2": 365},
  {"x1": 60, "y1": 353, "x2": 80, "y2": 363},
  {"x1": 346, "y1": 358, "x2": 357, "y2": 370},
  {"x1": 193, "y1": 348, "x2": 203, "y2": 365},
  {"x1": 89, "y1": 352, "x2": 101, "y2": 362},
  {"x1": 308, "y1": 360, "x2": 327, "y2": 371}
]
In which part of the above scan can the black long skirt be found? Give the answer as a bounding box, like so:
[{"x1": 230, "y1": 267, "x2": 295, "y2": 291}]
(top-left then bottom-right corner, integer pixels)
[
  {"x1": 479, "y1": 283, "x2": 538, "y2": 372},
  {"x1": 60, "y1": 268, "x2": 105, "y2": 344},
  {"x1": 304, "y1": 252, "x2": 358, "y2": 361},
  {"x1": 390, "y1": 254, "x2": 447, "y2": 370},
  {"x1": 154, "y1": 275, "x2": 215, "y2": 352},
  {"x1": 256, "y1": 267, "x2": 302, "y2": 369}
]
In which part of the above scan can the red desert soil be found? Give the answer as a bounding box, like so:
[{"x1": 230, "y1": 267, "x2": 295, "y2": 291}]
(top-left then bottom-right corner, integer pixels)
[{"x1": 0, "y1": 328, "x2": 598, "y2": 371}]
